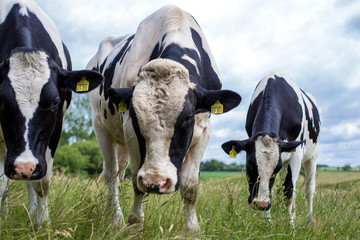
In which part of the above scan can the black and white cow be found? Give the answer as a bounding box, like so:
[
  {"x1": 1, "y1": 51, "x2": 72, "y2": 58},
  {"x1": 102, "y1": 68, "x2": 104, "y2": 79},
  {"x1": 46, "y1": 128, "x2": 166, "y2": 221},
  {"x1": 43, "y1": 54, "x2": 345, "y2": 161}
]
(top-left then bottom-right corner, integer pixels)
[
  {"x1": 87, "y1": 5, "x2": 241, "y2": 232},
  {"x1": 0, "y1": 0, "x2": 103, "y2": 226},
  {"x1": 222, "y1": 72, "x2": 320, "y2": 224}
]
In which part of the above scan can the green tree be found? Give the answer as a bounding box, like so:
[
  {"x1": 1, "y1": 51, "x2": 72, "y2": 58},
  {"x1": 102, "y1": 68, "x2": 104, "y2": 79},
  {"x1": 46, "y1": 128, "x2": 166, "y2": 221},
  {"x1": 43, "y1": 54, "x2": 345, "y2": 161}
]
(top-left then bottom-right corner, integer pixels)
[
  {"x1": 54, "y1": 144, "x2": 87, "y2": 175},
  {"x1": 54, "y1": 138, "x2": 103, "y2": 176},
  {"x1": 342, "y1": 164, "x2": 352, "y2": 172},
  {"x1": 71, "y1": 139, "x2": 103, "y2": 175}
]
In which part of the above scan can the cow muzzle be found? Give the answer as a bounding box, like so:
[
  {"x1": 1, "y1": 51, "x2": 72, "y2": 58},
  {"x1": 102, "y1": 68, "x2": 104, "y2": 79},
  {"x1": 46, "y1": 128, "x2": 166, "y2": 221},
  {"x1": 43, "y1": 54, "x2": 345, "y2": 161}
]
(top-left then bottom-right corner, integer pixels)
[
  {"x1": 7, "y1": 162, "x2": 45, "y2": 180},
  {"x1": 138, "y1": 176, "x2": 172, "y2": 194}
]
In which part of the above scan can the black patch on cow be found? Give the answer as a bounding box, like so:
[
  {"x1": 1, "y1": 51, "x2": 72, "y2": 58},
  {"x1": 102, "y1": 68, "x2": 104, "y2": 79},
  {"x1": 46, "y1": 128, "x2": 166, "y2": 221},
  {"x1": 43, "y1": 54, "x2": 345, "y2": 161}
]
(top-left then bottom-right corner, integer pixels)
[
  {"x1": 283, "y1": 165, "x2": 293, "y2": 199},
  {"x1": 190, "y1": 28, "x2": 221, "y2": 90},
  {"x1": 149, "y1": 28, "x2": 221, "y2": 91},
  {"x1": 28, "y1": 81, "x2": 60, "y2": 178},
  {"x1": 0, "y1": 4, "x2": 61, "y2": 65},
  {"x1": 301, "y1": 90, "x2": 320, "y2": 143},
  {"x1": 245, "y1": 141, "x2": 258, "y2": 204},
  {"x1": 103, "y1": 109, "x2": 107, "y2": 120},
  {"x1": 0, "y1": 79, "x2": 26, "y2": 178},
  {"x1": 129, "y1": 101, "x2": 146, "y2": 169},
  {"x1": 246, "y1": 76, "x2": 302, "y2": 141},
  {"x1": 168, "y1": 91, "x2": 196, "y2": 191},
  {"x1": 102, "y1": 35, "x2": 134, "y2": 115}
]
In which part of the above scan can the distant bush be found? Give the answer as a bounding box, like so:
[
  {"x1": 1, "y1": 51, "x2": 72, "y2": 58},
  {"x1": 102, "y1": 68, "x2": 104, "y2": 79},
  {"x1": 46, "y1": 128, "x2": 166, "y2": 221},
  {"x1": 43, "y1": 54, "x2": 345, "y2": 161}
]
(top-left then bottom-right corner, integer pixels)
[
  {"x1": 54, "y1": 138, "x2": 103, "y2": 177},
  {"x1": 200, "y1": 159, "x2": 245, "y2": 171}
]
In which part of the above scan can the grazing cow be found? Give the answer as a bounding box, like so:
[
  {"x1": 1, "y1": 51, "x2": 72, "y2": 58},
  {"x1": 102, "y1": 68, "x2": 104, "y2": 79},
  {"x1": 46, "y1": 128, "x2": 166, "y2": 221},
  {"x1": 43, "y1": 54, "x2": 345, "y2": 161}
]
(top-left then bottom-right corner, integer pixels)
[
  {"x1": 87, "y1": 5, "x2": 241, "y2": 232},
  {"x1": 222, "y1": 72, "x2": 320, "y2": 224},
  {"x1": 0, "y1": 0, "x2": 103, "y2": 226}
]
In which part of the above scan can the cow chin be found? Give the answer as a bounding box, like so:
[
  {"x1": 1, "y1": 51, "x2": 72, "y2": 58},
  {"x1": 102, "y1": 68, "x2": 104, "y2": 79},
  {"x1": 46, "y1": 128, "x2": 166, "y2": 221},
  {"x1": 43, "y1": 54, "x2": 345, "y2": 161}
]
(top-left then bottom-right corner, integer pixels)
[{"x1": 136, "y1": 163, "x2": 178, "y2": 194}]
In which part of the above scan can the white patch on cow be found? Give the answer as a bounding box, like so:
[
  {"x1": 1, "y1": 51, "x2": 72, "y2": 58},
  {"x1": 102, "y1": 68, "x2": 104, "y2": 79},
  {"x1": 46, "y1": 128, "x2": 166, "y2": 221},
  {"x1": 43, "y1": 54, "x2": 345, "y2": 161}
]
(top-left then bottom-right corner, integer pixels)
[
  {"x1": 8, "y1": 50, "x2": 50, "y2": 166},
  {"x1": 133, "y1": 58, "x2": 195, "y2": 193},
  {"x1": 8, "y1": 50, "x2": 49, "y2": 118},
  {"x1": 0, "y1": 0, "x2": 67, "y2": 68},
  {"x1": 254, "y1": 135, "x2": 279, "y2": 204}
]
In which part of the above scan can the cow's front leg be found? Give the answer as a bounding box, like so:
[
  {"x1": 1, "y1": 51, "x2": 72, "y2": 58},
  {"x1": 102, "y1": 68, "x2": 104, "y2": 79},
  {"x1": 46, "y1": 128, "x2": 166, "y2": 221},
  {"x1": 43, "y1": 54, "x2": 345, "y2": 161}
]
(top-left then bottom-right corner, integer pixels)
[
  {"x1": 28, "y1": 175, "x2": 51, "y2": 227},
  {"x1": 128, "y1": 158, "x2": 144, "y2": 225},
  {"x1": 180, "y1": 114, "x2": 210, "y2": 233},
  {"x1": 0, "y1": 137, "x2": 9, "y2": 220},
  {"x1": 0, "y1": 167, "x2": 9, "y2": 220},
  {"x1": 303, "y1": 153, "x2": 317, "y2": 225},
  {"x1": 128, "y1": 187, "x2": 144, "y2": 225},
  {"x1": 283, "y1": 153, "x2": 302, "y2": 225},
  {"x1": 27, "y1": 152, "x2": 53, "y2": 227}
]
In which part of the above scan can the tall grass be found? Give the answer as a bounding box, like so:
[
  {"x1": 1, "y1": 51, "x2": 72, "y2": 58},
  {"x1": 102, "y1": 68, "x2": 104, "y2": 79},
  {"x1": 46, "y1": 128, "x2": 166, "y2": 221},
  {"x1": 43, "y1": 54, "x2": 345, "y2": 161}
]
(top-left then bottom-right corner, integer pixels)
[{"x1": 1, "y1": 171, "x2": 359, "y2": 239}]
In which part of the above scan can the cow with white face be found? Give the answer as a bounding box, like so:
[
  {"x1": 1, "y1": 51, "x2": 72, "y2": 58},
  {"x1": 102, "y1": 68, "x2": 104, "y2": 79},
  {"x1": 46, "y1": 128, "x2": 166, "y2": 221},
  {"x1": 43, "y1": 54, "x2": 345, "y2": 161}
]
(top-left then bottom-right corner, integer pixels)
[
  {"x1": 87, "y1": 5, "x2": 241, "y2": 232},
  {"x1": 0, "y1": 0, "x2": 103, "y2": 226},
  {"x1": 222, "y1": 72, "x2": 320, "y2": 224}
]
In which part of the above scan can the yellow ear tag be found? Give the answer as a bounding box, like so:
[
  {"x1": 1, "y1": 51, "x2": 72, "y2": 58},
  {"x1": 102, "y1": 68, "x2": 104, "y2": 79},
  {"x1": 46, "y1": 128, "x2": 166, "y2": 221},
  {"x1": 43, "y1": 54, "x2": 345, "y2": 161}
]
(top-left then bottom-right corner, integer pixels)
[
  {"x1": 229, "y1": 146, "x2": 237, "y2": 158},
  {"x1": 118, "y1": 101, "x2": 127, "y2": 113},
  {"x1": 290, "y1": 149, "x2": 296, "y2": 153},
  {"x1": 211, "y1": 100, "x2": 223, "y2": 114},
  {"x1": 76, "y1": 77, "x2": 89, "y2": 92}
]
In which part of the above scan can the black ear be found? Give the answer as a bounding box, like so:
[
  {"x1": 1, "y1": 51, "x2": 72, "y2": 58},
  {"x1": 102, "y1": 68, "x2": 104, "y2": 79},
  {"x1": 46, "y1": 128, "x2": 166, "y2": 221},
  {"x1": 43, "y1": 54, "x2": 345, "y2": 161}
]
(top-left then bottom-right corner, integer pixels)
[
  {"x1": 60, "y1": 69, "x2": 104, "y2": 93},
  {"x1": 222, "y1": 139, "x2": 251, "y2": 154},
  {"x1": 196, "y1": 87, "x2": 241, "y2": 114},
  {"x1": 279, "y1": 140, "x2": 304, "y2": 152},
  {"x1": 108, "y1": 87, "x2": 133, "y2": 111}
]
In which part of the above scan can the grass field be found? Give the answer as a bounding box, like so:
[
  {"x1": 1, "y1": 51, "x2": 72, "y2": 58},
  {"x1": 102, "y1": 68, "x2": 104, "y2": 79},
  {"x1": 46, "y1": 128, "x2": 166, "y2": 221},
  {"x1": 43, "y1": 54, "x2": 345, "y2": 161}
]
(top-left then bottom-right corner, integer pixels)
[{"x1": 1, "y1": 170, "x2": 359, "y2": 239}]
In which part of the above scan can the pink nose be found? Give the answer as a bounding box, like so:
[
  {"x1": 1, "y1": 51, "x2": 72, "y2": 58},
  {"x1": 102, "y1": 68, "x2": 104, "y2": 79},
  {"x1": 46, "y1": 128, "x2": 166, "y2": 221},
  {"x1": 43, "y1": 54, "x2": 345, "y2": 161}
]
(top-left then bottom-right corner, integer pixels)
[
  {"x1": 139, "y1": 177, "x2": 171, "y2": 193},
  {"x1": 14, "y1": 162, "x2": 36, "y2": 180}
]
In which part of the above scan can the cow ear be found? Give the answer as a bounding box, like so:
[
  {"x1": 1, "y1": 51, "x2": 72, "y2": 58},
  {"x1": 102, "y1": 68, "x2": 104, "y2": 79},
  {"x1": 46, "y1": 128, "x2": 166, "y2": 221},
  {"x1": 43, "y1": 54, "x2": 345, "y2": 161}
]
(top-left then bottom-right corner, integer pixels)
[
  {"x1": 279, "y1": 140, "x2": 304, "y2": 153},
  {"x1": 222, "y1": 139, "x2": 251, "y2": 155},
  {"x1": 196, "y1": 87, "x2": 241, "y2": 114},
  {"x1": 108, "y1": 87, "x2": 133, "y2": 111},
  {"x1": 59, "y1": 69, "x2": 104, "y2": 93}
]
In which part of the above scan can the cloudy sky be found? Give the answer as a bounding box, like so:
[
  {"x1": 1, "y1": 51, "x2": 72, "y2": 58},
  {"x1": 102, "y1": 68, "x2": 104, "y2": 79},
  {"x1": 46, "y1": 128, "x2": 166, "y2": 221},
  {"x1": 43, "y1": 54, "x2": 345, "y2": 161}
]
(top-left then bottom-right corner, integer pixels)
[{"x1": 35, "y1": 0, "x2": 360, "y2": 167}]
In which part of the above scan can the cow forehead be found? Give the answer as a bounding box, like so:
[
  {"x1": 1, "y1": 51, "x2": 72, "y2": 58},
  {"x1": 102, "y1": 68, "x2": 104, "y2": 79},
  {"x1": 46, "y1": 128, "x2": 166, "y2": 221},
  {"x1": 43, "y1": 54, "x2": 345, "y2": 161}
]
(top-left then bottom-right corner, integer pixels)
[
  {"x1": 132, "y1": 59, "x2": 195, "y2": 136},
  {"x1": 255, "y1": 135, "x2": 279, "y2": 176},
  {"x1": 8, "y1": 50, "x2": 50, "y2": 119}
]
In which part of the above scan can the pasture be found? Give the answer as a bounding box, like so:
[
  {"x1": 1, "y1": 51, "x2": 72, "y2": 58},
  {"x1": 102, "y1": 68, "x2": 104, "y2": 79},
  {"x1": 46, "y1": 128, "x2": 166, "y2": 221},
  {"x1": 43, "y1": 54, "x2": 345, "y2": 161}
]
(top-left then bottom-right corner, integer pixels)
[{"x1": 1, "y1": 170, "x2": 359, "y2": 239}]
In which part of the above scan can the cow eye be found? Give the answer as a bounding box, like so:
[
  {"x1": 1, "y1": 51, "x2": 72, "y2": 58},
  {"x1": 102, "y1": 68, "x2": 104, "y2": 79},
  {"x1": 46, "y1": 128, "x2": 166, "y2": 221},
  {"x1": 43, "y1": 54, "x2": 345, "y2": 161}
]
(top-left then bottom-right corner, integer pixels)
[{"x1": 182, "y1": 114, "x2": 194, "y2": 127}]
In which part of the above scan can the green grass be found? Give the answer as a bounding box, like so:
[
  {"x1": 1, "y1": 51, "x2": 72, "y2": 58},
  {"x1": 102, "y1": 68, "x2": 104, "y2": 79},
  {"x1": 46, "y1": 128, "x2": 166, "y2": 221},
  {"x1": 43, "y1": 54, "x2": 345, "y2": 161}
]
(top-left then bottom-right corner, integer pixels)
[{"x1": 1, "y1": 171, "x2": 359, "y2": 239}]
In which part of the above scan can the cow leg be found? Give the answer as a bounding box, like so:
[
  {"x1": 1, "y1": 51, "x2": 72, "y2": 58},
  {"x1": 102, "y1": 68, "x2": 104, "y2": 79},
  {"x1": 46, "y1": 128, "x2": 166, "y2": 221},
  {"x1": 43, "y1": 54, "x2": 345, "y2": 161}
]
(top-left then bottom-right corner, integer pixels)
[
  {"x1": 128, "y1": 187, "x2": 144, "y2": 225},
  {"x1": 283, "y1": 153, "x2": 302, "y2": 225},
  {"x1": 0, "y1": 166, "x2": 9, "y2": 220},
  {"x1": 180, "y1": 115, "x2": 210, "y2": 233},
  {"x1": 96, "y1": 125, "x2": 125, "y2": 227},
  {"x1": 27, "y1": 153, "x2": 53, "y2": 227},
  {"x1": 0, "y1": 135, "x2": 9, "y2": 220},
  {"x1": 128, "y1": 157, "x2": 144, "y2": 225},
  {"x1": 26, "y1": 181, "x2": 37, "y2": 217},
  {"x1": 303, "y1": 153, "x2": 317, "y2": 225}
]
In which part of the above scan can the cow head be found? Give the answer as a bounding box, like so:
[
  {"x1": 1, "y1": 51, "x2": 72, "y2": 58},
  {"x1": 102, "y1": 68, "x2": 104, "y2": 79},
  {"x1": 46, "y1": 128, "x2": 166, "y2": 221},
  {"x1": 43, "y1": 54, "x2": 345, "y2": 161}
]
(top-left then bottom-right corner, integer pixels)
[
  {"x1": 222, "y1": 134, "x2": 303, "y2": 210},
  {"x1": 0, "y1": 48, "x2": 103, "y2": 180},
  {"x1": 108, "y1": 58, "x2": 241, "y2": 194}
]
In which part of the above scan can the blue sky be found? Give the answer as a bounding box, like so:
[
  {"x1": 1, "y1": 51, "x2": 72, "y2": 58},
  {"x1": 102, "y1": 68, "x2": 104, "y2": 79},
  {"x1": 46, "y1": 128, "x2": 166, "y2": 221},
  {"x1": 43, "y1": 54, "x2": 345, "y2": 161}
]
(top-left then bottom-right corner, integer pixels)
[{"x1": 36, "y1": 0, "x2": 360, "y2": 167}]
